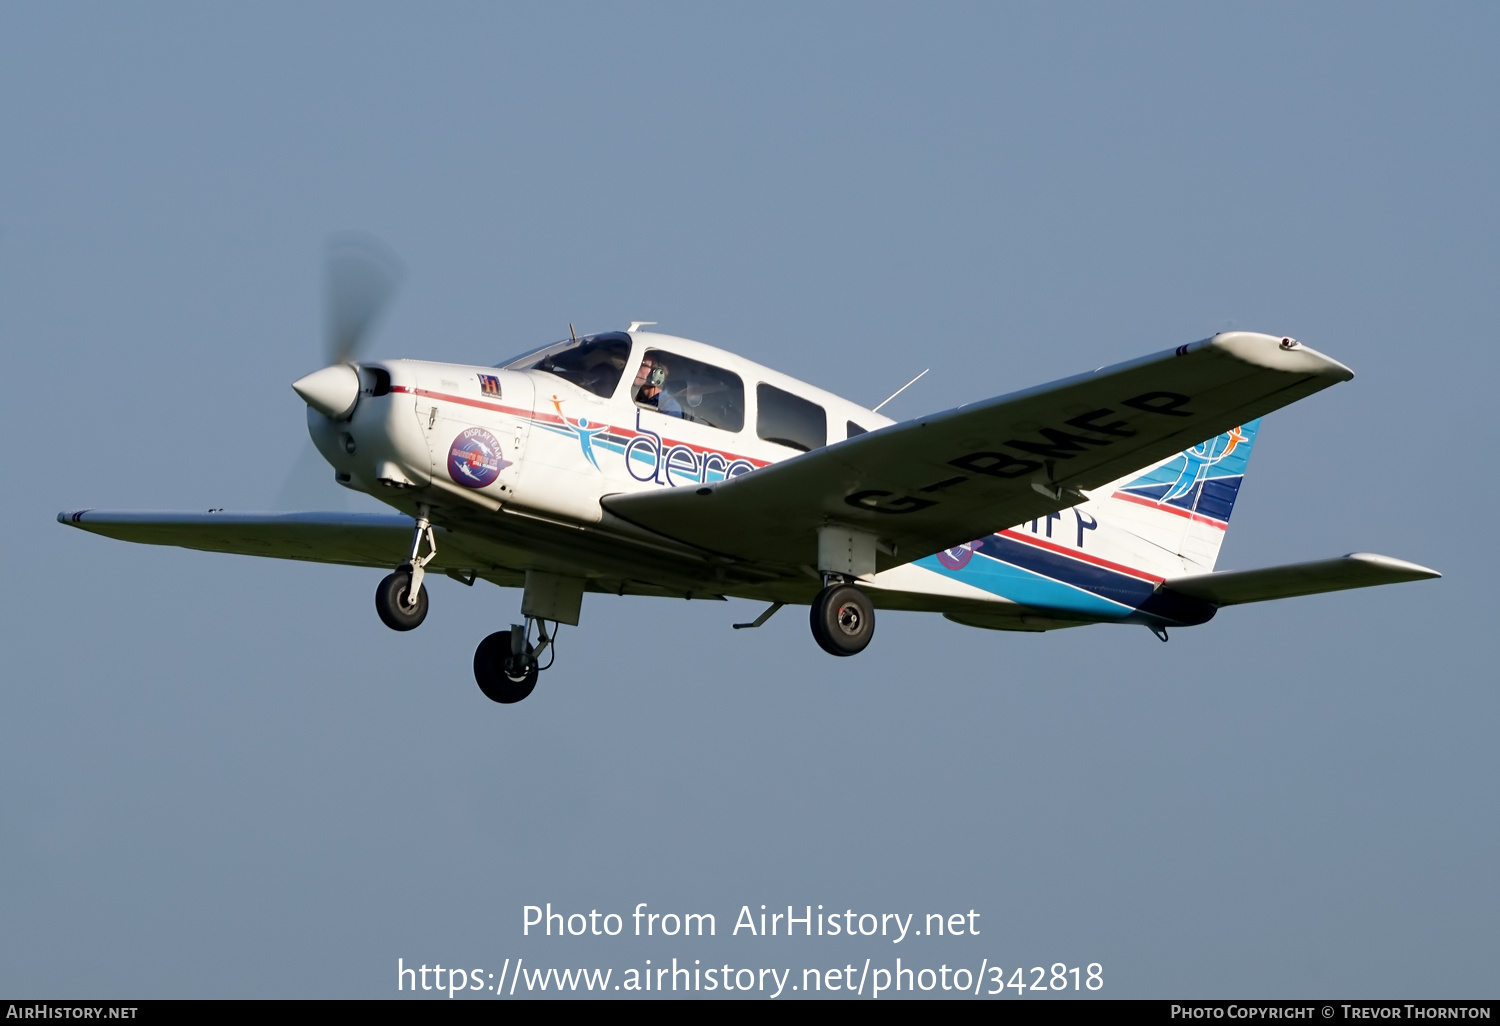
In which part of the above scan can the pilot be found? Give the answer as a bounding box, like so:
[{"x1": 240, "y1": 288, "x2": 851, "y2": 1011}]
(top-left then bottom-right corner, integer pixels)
[{"x1": 633, "y1": 355, "x2": 682, "y2": 417}]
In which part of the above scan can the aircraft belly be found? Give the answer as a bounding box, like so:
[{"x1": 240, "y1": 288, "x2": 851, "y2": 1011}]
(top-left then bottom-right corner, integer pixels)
[{"x1": 867, "y1": 561, "x2": 1014, "y2": 604}]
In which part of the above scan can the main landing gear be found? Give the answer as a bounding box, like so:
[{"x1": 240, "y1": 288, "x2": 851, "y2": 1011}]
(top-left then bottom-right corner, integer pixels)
[
  {"x1": 374, "y1": 505, "x2": 437, "y2": 631},
  {"x1": 372, "y1": 508, "x2": 567, "y2": 705},
  {"x1": 473, "y1": 619, "x2": 554, "y2": 704},
  {"x1": 809, "y1": 578, "x2": 876, "y2": 657},
  {"x1": 736, "y1": 577, "x2": 877, "y2": 656}
]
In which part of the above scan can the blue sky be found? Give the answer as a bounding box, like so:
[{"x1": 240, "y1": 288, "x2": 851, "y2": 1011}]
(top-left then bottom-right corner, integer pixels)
[{"x1": 1, "y1": 2, "x2": 1494, "y2": 998}]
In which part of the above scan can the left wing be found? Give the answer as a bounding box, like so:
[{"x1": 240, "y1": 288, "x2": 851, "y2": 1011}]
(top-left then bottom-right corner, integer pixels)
[
  {"x1": 55, "y1": 509, "x2": 723, "y2": 598},
  {"x1": 604, "y1": 332, "x2": 1353, "y2": 571}
]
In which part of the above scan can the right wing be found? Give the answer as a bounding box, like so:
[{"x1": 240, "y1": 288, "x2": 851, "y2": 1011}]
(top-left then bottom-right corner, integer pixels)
[
  {"x1": 604, "y1": 332, "x2": 1354, "y2": 572},
  {"x1": 1162, "y1": 553, "x2": 1440, "y2": 607}
]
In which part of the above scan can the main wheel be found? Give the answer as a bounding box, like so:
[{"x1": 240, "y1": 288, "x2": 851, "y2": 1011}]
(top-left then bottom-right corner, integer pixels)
[
  {"x1": 809, "y1": 584, "x2": 876, "y2": 656},
  {"x1": 375, "y1": 568, "x2": 428, "y2": 631},
  {"x1": 474, "y1": 631, "x2": 539, "y2": 703}
]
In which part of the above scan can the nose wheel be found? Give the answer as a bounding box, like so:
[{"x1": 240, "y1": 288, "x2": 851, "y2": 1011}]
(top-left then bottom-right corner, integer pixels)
[
  {"x1": 375, "y1": 504, "x2": 437, "y2": 631},
  {"x1": 809, "y1": 582, "x2": 875, "y2": 656},
  {"x1": 375, "y1": 565, "x2": 429, "y2": 630},
  {"x1": 473, "y1": 619, "x2": 553, "y2": 703}
]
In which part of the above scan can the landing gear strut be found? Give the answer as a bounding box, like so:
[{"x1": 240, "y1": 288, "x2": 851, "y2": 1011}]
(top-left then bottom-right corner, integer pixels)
[
  {"x1": 374, "y1": 505, "x2": 437, "y2": 631},
  {"x1": 809, "y1": 578, "x2": 876, "y2": 656},
  {"x1": 473, "y1": 618, "x2": 554, "y2": 703}
]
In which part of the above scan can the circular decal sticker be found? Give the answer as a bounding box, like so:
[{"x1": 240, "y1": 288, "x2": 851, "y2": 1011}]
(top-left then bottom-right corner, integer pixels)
[
  {"x1": 447, "y1": 427, "x2": 508, "y2": 488},
  {"x1": 936, "y1": 540, "x2": 983, "y2": 570}
]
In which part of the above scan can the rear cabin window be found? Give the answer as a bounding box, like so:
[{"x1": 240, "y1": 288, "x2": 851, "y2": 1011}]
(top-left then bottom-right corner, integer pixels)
[
  {"x1": 846, "y1": 421, "x2": 868, "y2": 438},
  {"x1": 632, "y1": 349, "x2": 745, "y2": 432},
  {"x1": 757, "y1": 384, "x2": 827, "y2": 452},
  {"x1": 505, "y1": 332, "x2": 632, "y2": 399}
]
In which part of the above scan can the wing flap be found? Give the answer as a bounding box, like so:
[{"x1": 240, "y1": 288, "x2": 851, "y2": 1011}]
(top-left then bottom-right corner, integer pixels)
[
  {"x1": 604, "y1": 332, "x2": 1353, "y2": 569},
  {"x1": 1162, "y1": 553, "x2": 1440, "y2": 607}
]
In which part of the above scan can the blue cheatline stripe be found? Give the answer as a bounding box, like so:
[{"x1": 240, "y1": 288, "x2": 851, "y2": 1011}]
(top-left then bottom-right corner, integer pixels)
[
  {"x1": 916, "y1": 549, "x2": 1134, "y2": 620},
  {"x1": 976, "y1": 534, "x2": 1159, "y2": 607},
  {"x1": 538, "y1": 424, "x2": 739, "y2": 483},
  {"x1": 918, "y1": 534, "x2": 1218, "y2": 627}
]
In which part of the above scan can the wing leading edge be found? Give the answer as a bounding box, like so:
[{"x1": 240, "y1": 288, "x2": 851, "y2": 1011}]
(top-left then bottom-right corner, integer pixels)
[
  {"x1": 603, "y1": 332, "x2": 1354, "y2": 570},
  {"x1": 56, "y1": 510, "x2": 473, "y2": 572}
]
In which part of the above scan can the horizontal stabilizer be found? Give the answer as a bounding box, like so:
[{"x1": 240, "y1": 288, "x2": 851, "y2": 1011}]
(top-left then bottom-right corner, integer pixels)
[{"x1": 1162, "y1": 552, "x2": 1439, "y2": 607}]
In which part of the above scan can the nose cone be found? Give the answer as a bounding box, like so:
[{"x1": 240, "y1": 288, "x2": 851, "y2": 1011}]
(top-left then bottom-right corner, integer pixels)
[{"x1": 292, "y1": 364, "x2": 360, "y2": 419}]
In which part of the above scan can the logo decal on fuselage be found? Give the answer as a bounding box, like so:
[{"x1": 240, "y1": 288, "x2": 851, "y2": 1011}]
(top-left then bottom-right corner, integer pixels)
[
  {"x1": 624, "y1": 411, "x2": 758, "y2": 486},
  {"x1": 448, "y1": 427, "x2": 510, "y2": 488},
  {"x1": 477, "y1": 374, "x2": 502, "y2": 398},
  {"x1": 548, "y1": 395, "x2": 609, "y2": 470},
  {"x1": 541, "y1": 398, "x2": 764, "y2": 484},
  {"x1": 936, "y1": 540, "x2": 985, "y2": 569}
]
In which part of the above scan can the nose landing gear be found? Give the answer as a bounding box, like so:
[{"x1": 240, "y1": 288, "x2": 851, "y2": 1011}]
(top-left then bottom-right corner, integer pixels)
[
  {"x1": 374, "y1": 505, "x2": 438, "y2": 631},
  {"x1": 473, "y1": 618, "x2": 554, "y2": 703},
  {"x1": 809, "y1": 580, "x2": 876, "y2": 656}
]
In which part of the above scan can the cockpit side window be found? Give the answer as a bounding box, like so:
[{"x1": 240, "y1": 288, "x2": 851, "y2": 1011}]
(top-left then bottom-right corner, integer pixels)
[
  {"x1": 632, "y1": 349, "x2": 745, "y2": 432},
  {"x1": 504, "y1": 332, "x2": 632, "y2": 399},
  {"x1": 757, "y1": 384, "x2": 827, "y2": 452}
]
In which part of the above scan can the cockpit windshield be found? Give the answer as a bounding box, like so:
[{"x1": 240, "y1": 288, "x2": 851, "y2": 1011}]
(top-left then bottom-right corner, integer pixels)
[{"x1": 500, "y1": 332, "x2": 633, "y2": 399}]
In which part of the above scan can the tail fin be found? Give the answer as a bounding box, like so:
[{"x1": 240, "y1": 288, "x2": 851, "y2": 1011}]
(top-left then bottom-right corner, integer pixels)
[{"x1": 1075, "y1": 420, "x2": 1261, "y2": 578}]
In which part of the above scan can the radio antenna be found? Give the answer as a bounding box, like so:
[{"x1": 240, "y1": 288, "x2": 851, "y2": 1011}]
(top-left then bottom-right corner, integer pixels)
[
  {"x1": 873, "y1": 368, "x2": 929, "y2": 413},
  {"x1": 568, "y1": 323, "x2": 578, "y2": 343}
]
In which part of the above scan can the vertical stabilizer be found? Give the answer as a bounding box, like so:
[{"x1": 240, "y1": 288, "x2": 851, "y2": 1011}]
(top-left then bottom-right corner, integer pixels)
[{"x1": 1068, "y1": 420, "x2": 1261, "y2": 579}]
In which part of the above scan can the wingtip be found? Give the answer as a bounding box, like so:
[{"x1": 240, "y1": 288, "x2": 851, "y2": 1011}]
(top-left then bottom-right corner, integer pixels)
[
  {"x1": 1210, "y1": 331, "x2": 1355, "y2": 381},
  {"x1": 1346, "y1": 552, "x2": 1442, "y2": 580}
]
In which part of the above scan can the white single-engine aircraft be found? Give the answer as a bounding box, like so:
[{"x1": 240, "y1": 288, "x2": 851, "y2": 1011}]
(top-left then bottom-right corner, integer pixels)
[{"x1": 60, "y1": 241, "x2": 1439, "y2": 703}]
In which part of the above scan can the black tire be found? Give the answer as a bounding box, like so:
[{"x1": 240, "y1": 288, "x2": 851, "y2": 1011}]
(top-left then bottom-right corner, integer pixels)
[
  {"x1": 809, "y1": 584, "x2": 876, "y2": 656},
  {"x1": 474, "y1": 631, "x2": 539, "y2": 704},
  {"x1": 375, "y1": 570, "x2": 428, "y2": 631}
]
